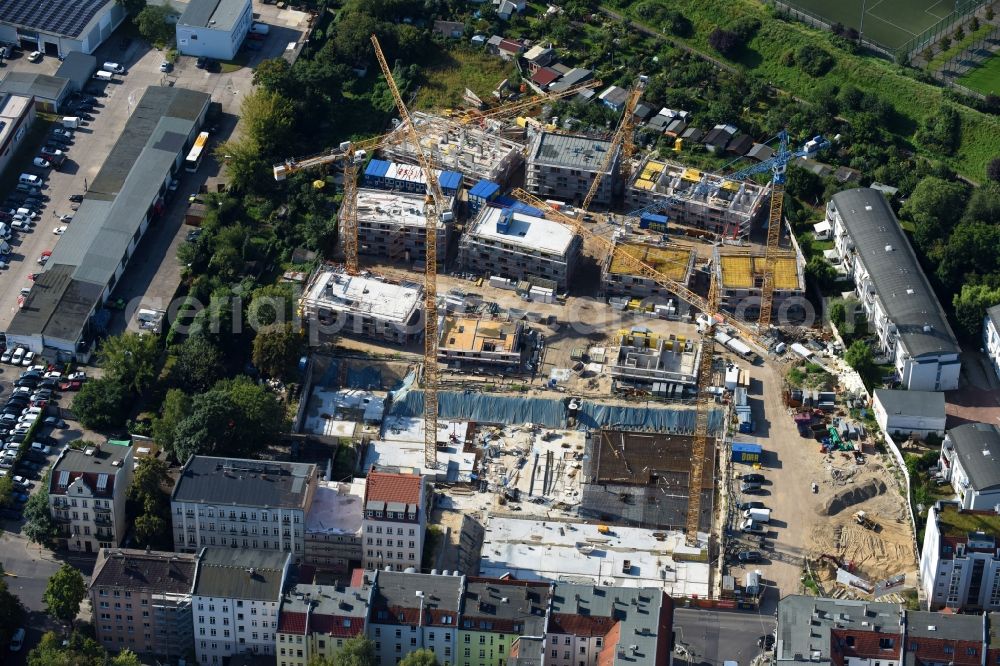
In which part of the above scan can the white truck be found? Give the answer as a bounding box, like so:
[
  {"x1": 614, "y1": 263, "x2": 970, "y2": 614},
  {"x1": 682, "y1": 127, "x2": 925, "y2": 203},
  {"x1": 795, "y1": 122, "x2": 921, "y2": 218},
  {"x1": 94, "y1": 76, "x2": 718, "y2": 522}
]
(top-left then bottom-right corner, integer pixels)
[
  {"x1": 62, "y1": 116, "x2": 80, "y2": 129},
  {"x1": 740, "y1": 518, "x2": 767, "y2": 534},
  {"x1": 743, "y1": 508, "x2": 771, "y2": 523}
]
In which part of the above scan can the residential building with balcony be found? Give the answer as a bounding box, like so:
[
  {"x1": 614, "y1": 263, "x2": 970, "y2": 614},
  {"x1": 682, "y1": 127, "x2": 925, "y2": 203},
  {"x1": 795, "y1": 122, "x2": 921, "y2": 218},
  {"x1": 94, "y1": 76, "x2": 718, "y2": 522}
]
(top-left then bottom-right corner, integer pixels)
[
  {"x1": 827, "y1": 188, "x2": 961, "y2": 391},
  {"x1": 276, "y1": 583, "x2": 372, "y2": 666},
  {"x1": 362, "y1": 468, "x2": 427, "y2": 571},
  {"x1": 938, "y1": 423, "x2": 1000, "y2": 511},
  {"x1": 985, "y1": 304, "x2": 1000, "y2": 383},
  {"x1": 456, "y1": 578, "x2": 550, "y2": 666},
  {"x1": 303, "y1": 479, "x2": 365, "y2": 573},
  {"x1": 192, "y1": 548, "x2": 291, "y2": 665},
  {"x1": 920, "y1": 500, "x2": 1000, "y2": 610},
  {"x1": 367, "y1": 570, "x2": 463, "y2": 666},
  {"x1": 49, "y1": 441, "x2": 133, "y2": 553},
  {"x1": 90, "y1": 548, "x2": 200, "y2": 659},
  {"x1": 171, "y1": 456, "x2": 317, "y2": 557}
]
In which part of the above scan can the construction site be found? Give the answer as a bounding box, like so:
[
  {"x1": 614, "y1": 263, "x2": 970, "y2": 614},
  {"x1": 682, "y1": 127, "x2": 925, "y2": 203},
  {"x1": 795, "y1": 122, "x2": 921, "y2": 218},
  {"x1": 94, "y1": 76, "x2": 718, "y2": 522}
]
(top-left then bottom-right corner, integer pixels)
[{"x1": 277, "y1": 48, "x2": 919, "y2": 608}]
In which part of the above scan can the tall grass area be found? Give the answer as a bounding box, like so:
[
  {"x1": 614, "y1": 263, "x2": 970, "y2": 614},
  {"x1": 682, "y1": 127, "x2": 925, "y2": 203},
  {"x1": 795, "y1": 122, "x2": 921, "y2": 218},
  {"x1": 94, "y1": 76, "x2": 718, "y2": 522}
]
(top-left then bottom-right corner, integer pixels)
[
  {"x1": 612, "y1": 0, "x2": 1000, "y2": 180},
  {"x1": 414, "y1": 47, "x2": 518, "y2": 110}
]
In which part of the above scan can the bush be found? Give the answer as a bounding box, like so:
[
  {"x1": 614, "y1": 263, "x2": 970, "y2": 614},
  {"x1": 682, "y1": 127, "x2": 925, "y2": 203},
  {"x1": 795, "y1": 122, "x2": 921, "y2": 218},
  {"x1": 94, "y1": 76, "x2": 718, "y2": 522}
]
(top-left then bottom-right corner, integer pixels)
[
  {"x1": 988, "y1": 157, "x2": 1000, "y2": 183},
  {"x1": 796, "y1": 44, "x2": 834, "y2": 77},
  {"x1": 708, "y1": 27, "x2": 741, "y2": 56}
]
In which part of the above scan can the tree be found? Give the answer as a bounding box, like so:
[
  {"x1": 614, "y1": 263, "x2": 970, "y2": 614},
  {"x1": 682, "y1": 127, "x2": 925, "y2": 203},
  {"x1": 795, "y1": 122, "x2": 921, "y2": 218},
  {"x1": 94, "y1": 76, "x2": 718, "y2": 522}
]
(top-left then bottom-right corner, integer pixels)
[
  {"x1": 0, "y1": 568, "x2": 25, "y2": 648},
  {"x1": 845, "y1": 340, "x2": 879, "y2": 387},
  {"x1": 796, "y1": 44, "x2": 835, "y2": 77},
  {"x1": 988, "y1": 157, "x2": 1000, "y2": 183},
  {"x1": 111, "y1": 650, "x2": 143, "y2": 666},
  {"x1": 43, "y1": 564, "x2": 87, "y2": 626},
  {"x1": 953, "y1": 283, "x2": 1000, "y2": 337},
  {"x1": 0, "y1": 475, "x2": 12, "y2": 508},
  {"x1": 28, "y1": 630, "x2": 107, "y2": 666},
  {"x1": 134, "y1": 513, "x2": 168, "y2": 547},
  {"x1": 900, "y1": 176, "x2": 969, "y2": 251},
  {"x1": 398, "y1": 650, "x2": 441, "y2": 666},
  {"x1": 238, "y1": 87, "x2": 295, "y2": 158},
  {"x1": 829, "y1": 301, "x2": 846, "y2": 327},
  {"x1": 252, "y1": 324, "x2": 303, "y2": 378},
  {"x1": 253, "y1": 58, "x2": 294, "y2": 95},
  {"x1": 98, "y1": 332, "x2": 161, "y2": 394},
  {"x1": 935, "y1": 220, "x2": 1000, "y2": 290},
  {"x1": 23, "y1": 472, "x2": 57, "y2": 547},
  {"x1": 915, "y1": 104, "x2": 960, "y2": 156},
  {"x1": 805, "y1": 256, "x2": 836, "y2": 293},
  {"x1": 171, "y1": 335, "x2": 225, "y2": 392},
  {"x1": 134, "y1": 4, "x2": 177, "y2": 45},
  {"x1": 309, "y1": 636, "x2": 377, "y2": 666},
  {"x1": 73, "y1": 377, "x2": 129, "y2": 431},
  {"x1": 152, "y1": 389, "x2": 193, "y2": 459},
  {"x1": 130, "y1": 457, "x2": 169, "y2": 506},
  {"x1": 707, "y1": 27, "x2": 741, "y2": 57}
]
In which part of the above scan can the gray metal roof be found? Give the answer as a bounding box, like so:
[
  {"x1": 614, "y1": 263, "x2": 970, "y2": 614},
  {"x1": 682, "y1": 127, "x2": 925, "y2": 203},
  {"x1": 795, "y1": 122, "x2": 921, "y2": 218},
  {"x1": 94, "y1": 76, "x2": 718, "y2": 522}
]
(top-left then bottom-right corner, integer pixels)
[
  {"x1": 0, "y1": 72, "x2": 71, "y2": 103},
  {"x1": 548, "y1": 68, "x2": 592, "y2": 92},
  {"x1": 55, "y1": 52, "x2": 98, "y2": 90},
  {"x1": 831, "y1": 188, "x2": 960, "y2": 358},
  {"x1": 53, "y1": 442, "x2": 131, "y2": 475},
  {"x1": 179, "y1": 0, "x2": 247, "y2": 31},
  {"x1": 462, "y1": 579, "x2": 550, "y2": 636},
  {"x1": 0, "y1": 0, "x2": 112, "y2": 39},
  {"x1": 873, "y1": 389, "x2": 945, "y2": 420},
  {"x1": 281, "y1": 583, "x2": 370, "y2": 619},
  {"x1": 529, "y1": 131, "x2": 619, "y2": 172},
  {"x1": 987, "y1": 304, "x2": 1000, "y2": 336},
  {"x1": 549, "y1": 584, "x2": 667, "y2": 665},
  {"x1": 948, "y1": 423, "x2": 1000, "y2": 492},
  {"x1": 371, "y1": 570, "x2": 463, "y2": 615},
  {"x1": 172, "y1": 456, "x2": 317, "y2": 509},
  {"x1": 193, "y1": 549, "x2": 289, "y2": 601},
  {"x1": 905, "y1": 610, "x2": 982, "y2": 639},
  {"x1": 776, "y1": 595, "x2": 901, "y2": 663}
]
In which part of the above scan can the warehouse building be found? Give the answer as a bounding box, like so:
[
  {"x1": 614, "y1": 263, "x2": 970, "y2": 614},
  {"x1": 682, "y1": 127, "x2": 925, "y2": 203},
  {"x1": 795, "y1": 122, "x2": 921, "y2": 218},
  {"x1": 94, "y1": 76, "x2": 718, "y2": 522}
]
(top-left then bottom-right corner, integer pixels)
[
  {"x1": 0, "y1": 93, "x2": 35, "y2": 177},
  {"x1": 299, "y1": 267, "x2": 424, "y2": 344},
  {"x1": 0, "y1": 72, "x2": 72, "y2": 112},
  {"x1": 6, "y1": 87, "x2": 210, "y2": 359},
  {"x1": 459, "y1": 206, "x2": 581, "y2": 291},
  {"x1": 438, "y1": 316, "x2": 524, "y2": 368},
  {"x1": 526, "y1": 131, "x2": 620, "y2": 206},
  {"x1": 175, "y1": 0, "x2": 253, "y2": 61},
  {"x1": 351, "y1": 188, "x2": 452, "y2": 264},
  {"x1": 828, "y1": 188, "x2": 961, "y2": 391},
  {"x1": 0, "y1": 0, "x2": 126, "y2": 57},
  {"x1": 383, "y1": 111, "x2": 525, "y2": 186},
  {"x1": 601, "y1": 240, "x2": 696, "y2": 301},
  {"x1": 714, "y1": 248, "x2": 806, "y2": 320},
  {"x1": 626, "y1": 158, "x2": 768, "y2": 239}
]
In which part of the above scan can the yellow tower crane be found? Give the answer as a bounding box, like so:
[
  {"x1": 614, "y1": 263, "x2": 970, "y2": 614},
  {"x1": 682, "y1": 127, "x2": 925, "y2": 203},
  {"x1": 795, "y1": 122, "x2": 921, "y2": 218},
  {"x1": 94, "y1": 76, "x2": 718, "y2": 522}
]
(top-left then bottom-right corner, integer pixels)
[{"x1": 580, "y1": 80, "x2": 645, "y2": 213}]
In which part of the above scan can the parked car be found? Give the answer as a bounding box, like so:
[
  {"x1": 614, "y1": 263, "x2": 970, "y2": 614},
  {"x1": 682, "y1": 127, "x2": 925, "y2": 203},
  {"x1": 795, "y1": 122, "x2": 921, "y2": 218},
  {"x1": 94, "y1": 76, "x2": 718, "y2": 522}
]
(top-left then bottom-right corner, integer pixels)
[
  {"x1": 68, "y1": 194, "x2": 84, "y2": 203},
  {"x1": 160, "y1": 60, "x2": 173, "y2": 72},
  {"x1": 10, "y1": 348, "x2": 24, "y2": 365},
  {"x1": 9, "y1": 627, "x2": 25, "y2": 651},
  {"x1": 196, "y1": 56, "x2": 208, "y2": 69},
  {"x1": 32, "y1": 157, "x2": 50, "y2": 169},
  {"x1": 58, "y1": 380, "x2": 82, "y2": 391},
  {"x1": 27, "y1": 50, "x2": 41, "y2": 62},
  {"x1": 37, "y1": 250, "x2": 51, "y2": 265},
  {"x1": 741, "y1": 482, "x2": 765, "y2": 494},
  {"x1": 740, "y1": 473, "x2": 766, "y2": 484},
  {"x1": 53, "y1": 226, "x2": 66, "y2": 235},
  {"x1": 738, "y1": 501, "x2": 766, "y2": 511},
  {"x1": 20, "y1": 351, "x2": 35, "y2": 366},
  {"x1": 1, "y1": 349, "x2": 11, "y2": 363},
  {"x1": 51, "y1": 128, "x2": 72, "y2": 139},
  {"x1": 43, "y1": 416, "x2": 65, "y2": 428},
  {"x1": 738, "y1": 550, "x2": 763, "y2": 563}
]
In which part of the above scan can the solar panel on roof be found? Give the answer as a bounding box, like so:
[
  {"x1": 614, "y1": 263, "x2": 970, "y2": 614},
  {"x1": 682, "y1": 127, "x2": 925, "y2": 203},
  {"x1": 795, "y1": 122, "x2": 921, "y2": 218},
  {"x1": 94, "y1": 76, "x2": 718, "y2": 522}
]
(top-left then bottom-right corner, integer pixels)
[{"x1": 0, "y1": 0, "x2": 112, "y2": 39}]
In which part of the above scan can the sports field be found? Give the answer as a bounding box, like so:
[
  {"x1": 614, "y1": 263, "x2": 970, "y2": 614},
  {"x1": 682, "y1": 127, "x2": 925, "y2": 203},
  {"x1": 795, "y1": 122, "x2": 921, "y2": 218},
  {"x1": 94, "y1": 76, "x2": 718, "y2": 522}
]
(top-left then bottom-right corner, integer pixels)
[
  {"x1": 959, "y1": 52, "x2": 1000, "y2": 95},
  {"x1": 782, "y1": 0, "x2": 957, "y2": 50}
]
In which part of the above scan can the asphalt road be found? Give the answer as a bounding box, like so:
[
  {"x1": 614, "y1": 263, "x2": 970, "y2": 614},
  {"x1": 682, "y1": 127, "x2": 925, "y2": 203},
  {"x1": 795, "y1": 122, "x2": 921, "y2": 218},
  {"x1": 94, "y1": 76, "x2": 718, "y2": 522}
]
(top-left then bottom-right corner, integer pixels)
[{"x1": 674, "y1": 606, "x2": 775, "y2": 666}]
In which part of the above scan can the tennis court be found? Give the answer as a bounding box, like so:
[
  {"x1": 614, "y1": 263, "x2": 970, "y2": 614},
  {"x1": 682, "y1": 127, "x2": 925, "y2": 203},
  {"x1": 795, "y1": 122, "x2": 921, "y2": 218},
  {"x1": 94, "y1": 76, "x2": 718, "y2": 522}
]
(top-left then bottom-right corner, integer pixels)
[
  {"x1": 782, "y1": 0, "x2": 957, "y2": 50},
  {"x1": 959, "y1": 52, "x2": 1000, "y2": 94}
]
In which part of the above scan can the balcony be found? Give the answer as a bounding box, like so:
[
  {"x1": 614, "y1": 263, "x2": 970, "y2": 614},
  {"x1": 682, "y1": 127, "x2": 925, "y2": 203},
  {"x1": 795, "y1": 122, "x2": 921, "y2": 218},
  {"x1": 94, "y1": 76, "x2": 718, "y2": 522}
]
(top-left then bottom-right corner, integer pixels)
[
  {"x1": 95, "y1": 516, "x2": 113, "y2": 527},
  {"x1": 94, "y1": 505, "x2": 112, "y2": 514}
]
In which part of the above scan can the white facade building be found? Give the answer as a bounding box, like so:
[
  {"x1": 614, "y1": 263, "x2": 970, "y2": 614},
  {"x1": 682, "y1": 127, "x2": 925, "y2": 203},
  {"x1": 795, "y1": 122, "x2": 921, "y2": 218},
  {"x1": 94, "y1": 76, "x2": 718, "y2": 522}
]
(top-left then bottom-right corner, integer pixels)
[
  {"x1": 827, "y1": 188, "x2": 961, "y2": 391},
  {"x1": 192, "y1": 549, "x2": 290, "y2": 665},
  {"x1": 872, "y1": 389, "x2": 947, "y2": 440},
  {"x1": 0, "y1": 0, "x2": 126, "y2": 57},
  {"x1": 362, "y1": 469, "x2": 427, "y2": 572},
  {"x1": 920, "y1": 501, "x2": 1000, "y2": 610},
  {"x1": 939, "y1": 423, "x2": 1000, "y2": 510},
  {"x1": 985, "y1": 304, "x2": 1000, "y2": 383},
  {"x1": 175, "y1": 0, "x2": 253, "y2": 61}
]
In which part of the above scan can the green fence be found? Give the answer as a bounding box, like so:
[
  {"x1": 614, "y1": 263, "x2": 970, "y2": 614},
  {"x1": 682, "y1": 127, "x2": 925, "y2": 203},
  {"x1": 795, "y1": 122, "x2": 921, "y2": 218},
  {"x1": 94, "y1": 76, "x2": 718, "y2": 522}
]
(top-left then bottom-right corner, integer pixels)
[{"x1": 895, "y1": 0, "x2": 989, "y2": 62}]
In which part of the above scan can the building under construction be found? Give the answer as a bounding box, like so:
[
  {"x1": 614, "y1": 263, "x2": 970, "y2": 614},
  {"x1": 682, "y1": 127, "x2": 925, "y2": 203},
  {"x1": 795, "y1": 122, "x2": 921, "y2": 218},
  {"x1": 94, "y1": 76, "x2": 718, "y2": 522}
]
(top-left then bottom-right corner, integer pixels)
[
  {"x1": 383, "y1": 111, "x2": 525, "y2": 186},
  {"x1": 300, "y1": 266, "x2": 423, "y2": 344},
  {"x1": 626, "y1": 158, "x2": 769, "y2": 239},
  {"x1": 714, "y1": 247, "x2": 806, "y2": 318},
  {"x1": 608, "y1": 329, "x2": 701, "y2": 393},
  {"x1": 438, "y1": 316, "x2": 524, "y2": 368},
  {"x1": 601, "y1": 240, "x2": 696, "y2": 300},
  {"x1": 350, "y1": 188, "x2": 453, "y2": 264},
  {"x1": 580, "y1": 429, "x2": 716, "y2": 534},
  {"x1": 526, "y1": 131, "x2": 620, "y2": 206}
]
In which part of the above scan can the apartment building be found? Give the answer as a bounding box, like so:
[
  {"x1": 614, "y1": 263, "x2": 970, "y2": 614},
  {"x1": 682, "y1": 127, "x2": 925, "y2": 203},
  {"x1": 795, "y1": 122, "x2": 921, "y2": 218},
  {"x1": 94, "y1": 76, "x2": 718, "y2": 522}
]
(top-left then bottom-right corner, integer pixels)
[
  {"x1": 362, "y1": 468, "x2": 427, "y2": 571},
  {"x1": 776, "y1": 595, "x2": 904, "y2": 665},
  {"x1": 920, "y1": 501, "x2": 1000, "y2": 610},
  {"x1": 546, "y1": 585, "x2": 673, "y2": 666},
  {"x1": 276, "y1": 583, "x2": 372, "y2": 666},
  {"x1": 601, "y1": 240, "x2": 696, "y2": 301},
  {"x1": 938, "y1": 423, "x2": 1000, "y2": 510},
  {"x1": 714, "y1": 248, "x2": 806, "y2": 320},
  {"x1": 352, "y1": 188, "x2": 452, "y2": 264},
  {"x1": 828, "y1": 188, "x2": 961, "y2": 391},
  {"x1": 438, "y1": 316, "x2": 524, "y2": 368},
  {"x1": 49, "y1": 442, "x2": 133, "y2": 553},
  {"x1": 90, "y1": 548, "x2": 200, "y2": 659},
  {"x1": 526, "y1": 131, "x2": 619, "y2": 206},
  {"x1": 459, "y1": 206, "x2": 582, "y2": 291},
  {"x1": 905, "y1": 612, "x2": 987, "y2": 666},
  {"x1": 457, "y1": 578, "x2": 551, "y2": 666},
  {"x1": 607, "y1": 329, "x2": 700, "y2": 390},
  {"x1": 299, "y1": 266, "x2": 424, "y2": 344},
  {"x1": 985, "y1": 304, "x2": 1000, "y2": 382},
  {"x1": 625, "y1": 158, "x2": 768, "y2": 239},
  {"x1": 171, "y1": 456, "x2": 317, "y2": 557},
  {"x1": 303, "y1": 479, "x2": 365, "y2": 573},
  {"x1": 368, "y1": 570, "x2": 464, "y2": 666},
  {"x1": 192, "y1": 549, "x2": 291, "y2": 665}
]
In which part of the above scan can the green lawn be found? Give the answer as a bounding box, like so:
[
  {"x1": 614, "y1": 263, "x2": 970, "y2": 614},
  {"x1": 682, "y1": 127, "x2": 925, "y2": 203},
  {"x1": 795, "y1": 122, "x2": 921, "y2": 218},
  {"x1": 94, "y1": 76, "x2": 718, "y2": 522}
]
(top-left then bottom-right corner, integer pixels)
[
  {"x1": 781, "y1": 0, "x2": 951, "y2": 50},
  {"x1": 414, "y1": 47, "x2": 517, "y2": 110},
  {"x1": 958, "y1": 52, "x2": 1000, "y2": 95}
]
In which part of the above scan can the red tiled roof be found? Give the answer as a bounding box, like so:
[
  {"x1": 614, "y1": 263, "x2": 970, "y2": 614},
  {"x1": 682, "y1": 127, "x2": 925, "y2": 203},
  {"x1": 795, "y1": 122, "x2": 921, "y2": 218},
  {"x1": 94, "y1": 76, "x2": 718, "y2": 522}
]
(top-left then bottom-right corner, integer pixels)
[
  {"x1": 831, "y1": 630, "x2": 901, "y2": 666},
  {"x1": 549, "y1": 613, "x2": 616, "y2": 637},
  {"x1": 498, "y1": 39, "x2": 523, "y2": 53},
  {"x1": 311, "y1": 615, "x2": 365, "y2": 638},
  {"x1": 909, "y1": 638, "x2": 981, "y2": 665},
  {"x1": 278, "y1": 611, "x2": 307, "y2": 635},
  {"x1": 365, "y1": 471, "x2": 422, "y2": 506},
  {"x1": 531, "y1": 67, "x2": 560, "y2": 87},
  {"x1": 350, "y1": 568, "x2": 367, "y2": 587}
]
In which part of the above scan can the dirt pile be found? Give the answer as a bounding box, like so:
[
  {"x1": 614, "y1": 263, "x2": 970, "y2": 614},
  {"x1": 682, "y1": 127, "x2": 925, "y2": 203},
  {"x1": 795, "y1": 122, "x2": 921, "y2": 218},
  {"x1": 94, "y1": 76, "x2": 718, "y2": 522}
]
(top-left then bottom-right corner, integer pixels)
[{"x1": 818, "y1": 478, "x2": 887, "y2": 516}]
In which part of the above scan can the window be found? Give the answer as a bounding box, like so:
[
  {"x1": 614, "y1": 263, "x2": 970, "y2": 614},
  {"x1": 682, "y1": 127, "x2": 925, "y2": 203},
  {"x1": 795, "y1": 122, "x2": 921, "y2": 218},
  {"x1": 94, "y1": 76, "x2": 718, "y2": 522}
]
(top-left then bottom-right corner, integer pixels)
[{"x1": 879, "y1": 638, "x2": 894, "y2": 650}]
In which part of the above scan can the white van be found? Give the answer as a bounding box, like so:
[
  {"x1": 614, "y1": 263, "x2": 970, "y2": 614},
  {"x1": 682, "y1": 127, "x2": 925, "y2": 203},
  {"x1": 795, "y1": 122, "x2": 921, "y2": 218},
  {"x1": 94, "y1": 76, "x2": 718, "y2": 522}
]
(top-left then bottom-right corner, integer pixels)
[
  {"x1": 250, "y1": 22, "x2": 270, "y2": 35},
  {"x1": 62, "y1": 116, "x2": 80, "y2": 129},
  {"x1": 18, "y1": 173, "x2": 41, "y2": 186},
  {"x1": 0, "y1": 224, "x2": 9, "y2": 239},
  {"x1": 93, "y1": 70, "x2": 113, "y2": 81},
  {"x1": 102, "y1": 61, "x2": 125, "y2": 74}
]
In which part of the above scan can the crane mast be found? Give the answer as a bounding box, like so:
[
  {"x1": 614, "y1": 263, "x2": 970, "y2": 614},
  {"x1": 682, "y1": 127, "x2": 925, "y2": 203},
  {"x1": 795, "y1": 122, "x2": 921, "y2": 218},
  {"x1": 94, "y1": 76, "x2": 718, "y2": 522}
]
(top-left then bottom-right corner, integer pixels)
[
  {"x1": 580, "y1": 81, "x2": 644, "y2": 213},
  {"x1": 372, "y1": 34, "x2": 442, "y2": 469}
]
